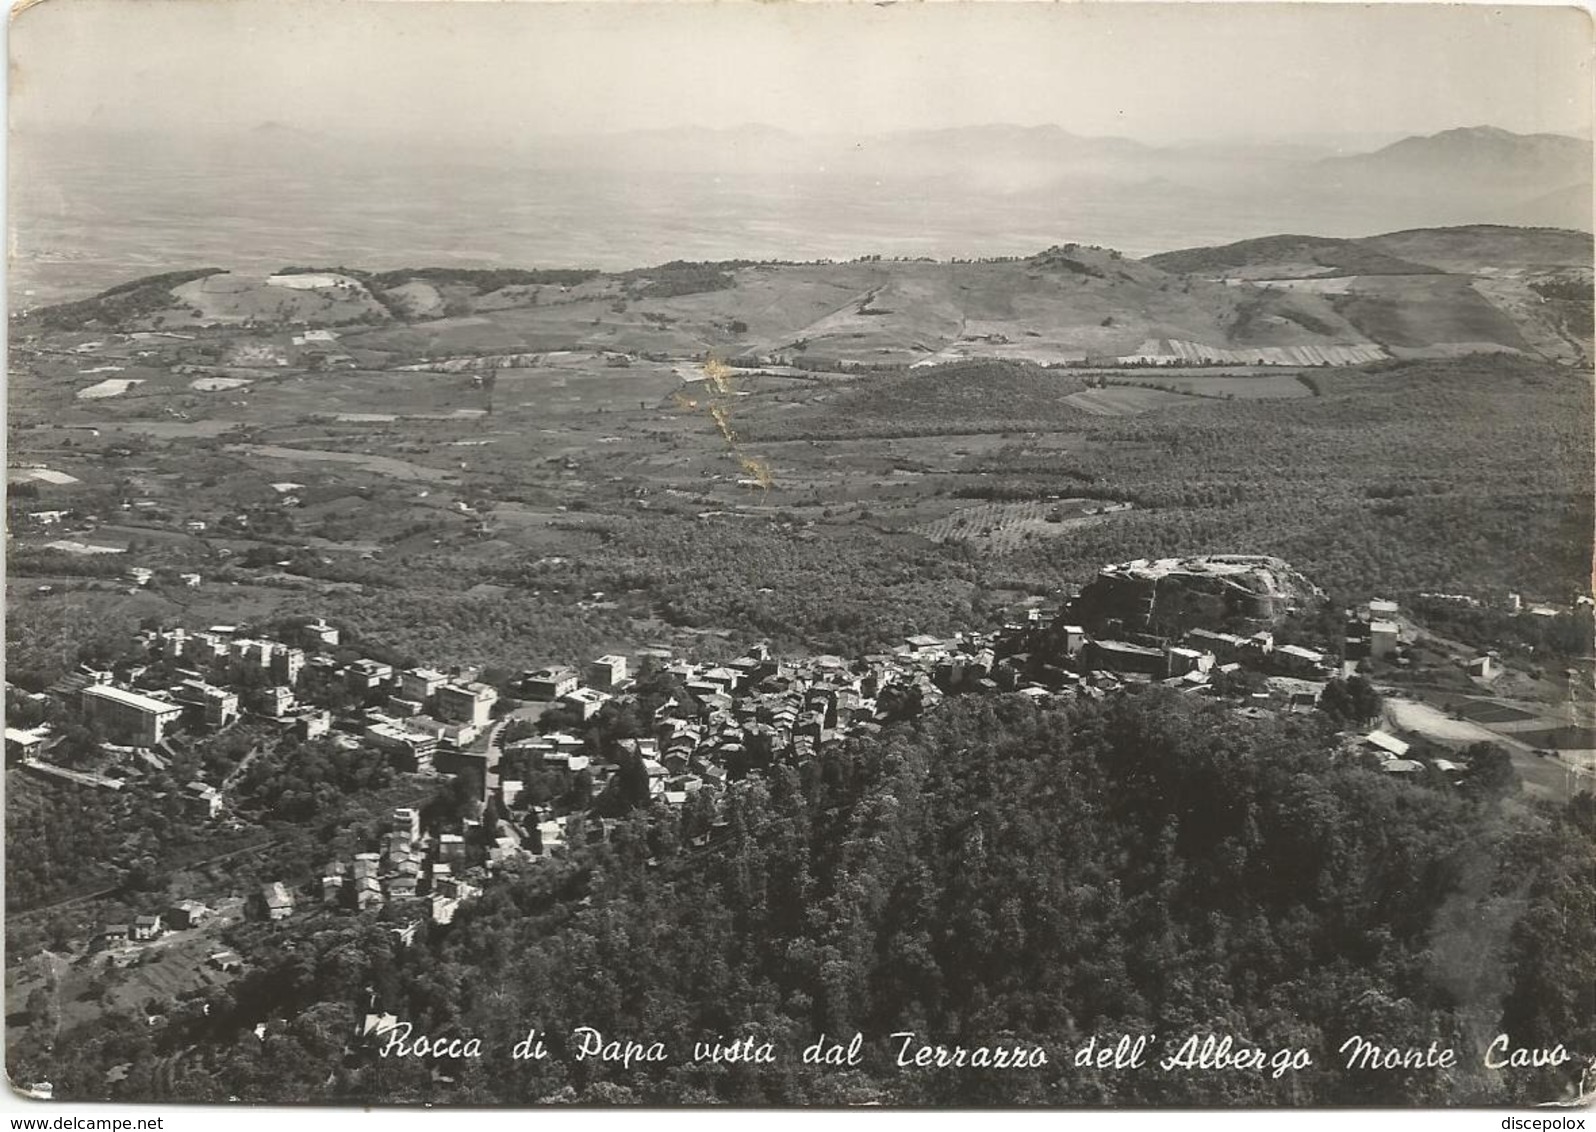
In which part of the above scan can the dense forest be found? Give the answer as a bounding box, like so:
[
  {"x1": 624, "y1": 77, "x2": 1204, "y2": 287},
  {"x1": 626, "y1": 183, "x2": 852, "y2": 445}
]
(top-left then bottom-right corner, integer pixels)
[
  {"x1": 789, "y1": 360, "x2": 1090, "y2": 434},
  {"x1": 947, "y1": 356, "x2": 1593, "y2": 605},
  {"x1": 16, "y1": 692, "x2": 1591, "y2": 1105},
  {"x1": 3, "y1": 727, "x2": 407, "y2": 920}
]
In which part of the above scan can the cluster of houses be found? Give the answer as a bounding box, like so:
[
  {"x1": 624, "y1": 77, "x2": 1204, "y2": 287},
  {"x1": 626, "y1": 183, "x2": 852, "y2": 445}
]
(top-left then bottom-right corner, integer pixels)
[
  {"x1": 1345, "y1": 598, "x2": 1403, "y2": 668},
  {"x1": 318, "y1": 806, "x2": 481, "y2": 926},
  {"x1": 461, "y1": 605, "x2": 1389, "y2": 873},
  {"x1": 72, "y1": 620, "x2": 322, "y2": 748},
  {"x1": 359, "y1": 668, "x2": 499, "y2": 772},
  {"x1": 50, "y1": 617, "x2": 510, "y2": 762},
  {"x1": 95, "y1": 898, "x2": 214, "y2": 951},
  {"x1": 63, "y1": 571, "x2": 1531, "y2": 959},
  {"x1": 1355, "y1": 728, "x2": 1467, "y2": 779},
  {"x1": 502, "y1": 644, "x2": 921, "y2": 819},
  {"x1": 46, "y1": 589, "x2": 1356, "y2": 835},
  {"x1": 993, "y1": 608, "x2": 1337, "y2": 695},
  {"x1": 64, "y1": 631, "x2": 715, "y2": 944},
  {"x1": 1348, "y1": 597, "x2": 1506, "y2": 679},
  {"x1": 365, "y1": 643, "x2": 967, "y2": 873}
]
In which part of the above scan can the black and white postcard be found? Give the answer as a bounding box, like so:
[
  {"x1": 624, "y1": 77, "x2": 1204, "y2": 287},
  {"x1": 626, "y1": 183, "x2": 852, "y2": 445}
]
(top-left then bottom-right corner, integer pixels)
[{"x1": 5, "y1": 0, "x2": 1593, "y2": 1111}]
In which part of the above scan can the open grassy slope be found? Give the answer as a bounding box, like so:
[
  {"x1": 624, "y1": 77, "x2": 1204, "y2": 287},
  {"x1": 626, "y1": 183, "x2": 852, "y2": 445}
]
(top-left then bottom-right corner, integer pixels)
[
  {"x1": 1143, "y1": 234, "x2": 1444, "y2": 279},
  {"x1": 1143, "y1": 225, "x2": 1591, "y2": 365}
]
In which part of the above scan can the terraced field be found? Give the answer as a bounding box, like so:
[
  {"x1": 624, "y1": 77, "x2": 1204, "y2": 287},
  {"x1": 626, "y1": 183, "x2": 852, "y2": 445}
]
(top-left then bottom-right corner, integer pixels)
[
  {"x1": 1119, "y1": 337, "x2": 1387, "y2": 366},
  {"x1": 914, "y1": 497, "x2": 1131, "y2": 553}
]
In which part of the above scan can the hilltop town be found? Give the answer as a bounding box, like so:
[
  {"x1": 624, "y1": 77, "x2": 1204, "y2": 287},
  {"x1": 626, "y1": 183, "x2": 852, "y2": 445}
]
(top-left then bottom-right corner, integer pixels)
[{"x1": 7, "y1": 548, "x2": 1590, "y2": 1009}]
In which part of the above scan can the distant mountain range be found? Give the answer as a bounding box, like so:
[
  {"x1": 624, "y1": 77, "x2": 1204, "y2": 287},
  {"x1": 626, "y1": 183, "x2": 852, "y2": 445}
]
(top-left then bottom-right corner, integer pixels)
[
  {"x1": 523, "y1": 123, "x2": 1592, "y2": 225},
  {"x1": 9, "y1": 123, "x2": 1590, "y2": 307},
  {"x1": 1319, "y1": 126, "x2": 1589, "y2": 185},
  {"x1": 1315, "y1": 127, "x2": 1591, "y2": 226}
]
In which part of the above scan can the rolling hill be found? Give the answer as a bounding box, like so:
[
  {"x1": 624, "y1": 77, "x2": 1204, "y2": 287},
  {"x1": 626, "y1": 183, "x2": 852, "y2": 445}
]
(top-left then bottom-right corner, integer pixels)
[
  {"x1": 1357, "y1": 226, "x2": 1594, "y2": 273},
  {"x1": 14, "y1": 227, "x2": 1591, "y2": 371},
  {"x1": 1144, "y1": 225, "x2": 1592, "y2": 365},
  {"x1": 1143, "y1": 235, "x2": 1443, "y2": 279}
]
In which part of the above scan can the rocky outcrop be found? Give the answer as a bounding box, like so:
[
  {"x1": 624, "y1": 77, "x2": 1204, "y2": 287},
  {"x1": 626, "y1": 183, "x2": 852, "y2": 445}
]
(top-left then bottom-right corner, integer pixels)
[{"x1": 1073, "y1": 555, "x2": 1324, "y2": 638}]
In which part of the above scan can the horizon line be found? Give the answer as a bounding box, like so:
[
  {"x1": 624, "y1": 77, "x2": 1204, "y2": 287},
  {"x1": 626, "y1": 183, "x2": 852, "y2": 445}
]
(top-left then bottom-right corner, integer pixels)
[{"x1": 22, "y1": 119, "x2": 1594, "y2": 148}]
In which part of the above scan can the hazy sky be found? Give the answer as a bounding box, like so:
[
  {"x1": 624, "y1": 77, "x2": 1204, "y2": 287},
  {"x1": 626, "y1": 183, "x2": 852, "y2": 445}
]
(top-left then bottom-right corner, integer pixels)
[{"x1": 9, "y1": 0, "x2": 1593, "y2": 145}]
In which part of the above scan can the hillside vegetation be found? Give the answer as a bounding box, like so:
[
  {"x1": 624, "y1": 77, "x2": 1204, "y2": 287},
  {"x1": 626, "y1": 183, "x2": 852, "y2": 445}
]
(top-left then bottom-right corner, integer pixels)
[
  {"x1": 1359, "y1": 225, "x2": 1594, "y2": 273},
  {"x1": 1143, "y1": 226, "x2": 1591, "y2": 366},
  {"x1": 786, "y1": 360, "x2": 1091, "y2": 436},
  {"x1": 1148, "y1": 226, "x2": 1593, "y2": 279},
  {"x1": 25, "y1": 692, "x2": 1591, "y2": 1105},
  {"x1": 968, "y1": 354, "x2": 1594, "y2": 605},
  {"x1": 1144, "y1": 235, "x2": 1442, "y2": 278},
  {"x1": 24, "y1": 268, "x2": 225, "y2": 331}
]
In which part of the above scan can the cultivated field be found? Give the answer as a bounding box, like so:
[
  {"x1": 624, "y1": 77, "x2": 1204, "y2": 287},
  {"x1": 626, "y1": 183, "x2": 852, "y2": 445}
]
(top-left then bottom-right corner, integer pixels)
[
  {"x1": 1454, "y1": 700, "x2": 1538, "y2": 725},
  {"x1": 1062, "y1": 387, "x2": 1191, "y2": 415},
  {"x1": 914, "y1": 498, "x2": 1130, "y2": 554}
]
